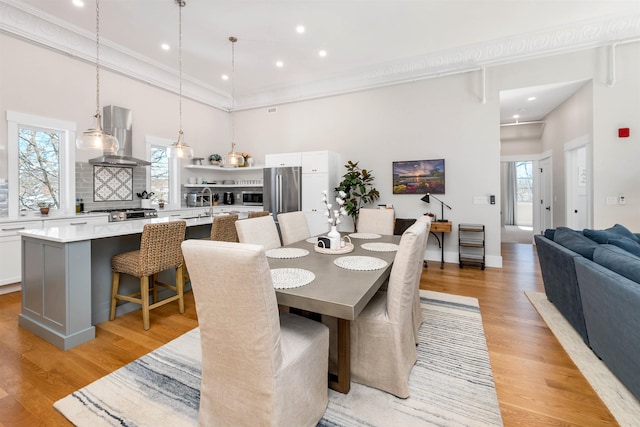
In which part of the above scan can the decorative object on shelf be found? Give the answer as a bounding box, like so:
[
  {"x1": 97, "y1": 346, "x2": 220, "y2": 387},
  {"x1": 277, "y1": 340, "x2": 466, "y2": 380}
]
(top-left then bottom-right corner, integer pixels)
[
  {"x1": 322, "y1": 190, "x2": 348, "y2": 249},
  {"x1": 192, "y1": 157, "x2": 204, "y2": 166},
  {"x1": 335, "y1": 161, "x2": 380, "y2": 232},
  {"x1": 38, "y1": 202, "x2": 52, "y2": 216},
  {"x1": 166, "y1": 0, "x2": 194, "y2": 159},
  {"x1": 240, "y1": 152, "x2": 251, "y2": 167},
  {"x1": 209, "y1": 153, "x2": 222, "y2": 165},
  {"x1": 76, "y1": 0, "x2": 119, "y2": 153},
  {"x1": 392, "y1": 159, "x2": 445, "y2": 194},
  {"x1": 421, "y1": 193, "x2": 452, "y2": 222},
  {"x1": 246, "y1": 157, "x2": 254, "y2": 167}
]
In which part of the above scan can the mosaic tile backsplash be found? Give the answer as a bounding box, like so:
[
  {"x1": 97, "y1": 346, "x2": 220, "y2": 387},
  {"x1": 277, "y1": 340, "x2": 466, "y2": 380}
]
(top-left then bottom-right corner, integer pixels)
[
  {"x1": 76, "y1": 162, "x2": 148, "y2": 211},
  {"x1": 94, "y1": 166, "x2": 133, "y2": 201}
]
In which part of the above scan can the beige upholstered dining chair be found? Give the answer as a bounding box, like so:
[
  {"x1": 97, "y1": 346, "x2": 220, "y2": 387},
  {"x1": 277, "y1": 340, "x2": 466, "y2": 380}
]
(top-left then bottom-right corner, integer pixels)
[
  {"x1": 350, "y1": 220, "x2": 427, "y2": 398},
  {"x1": 357, "y1": 208, "x2": 395, "y2": 234},
  {"x1": 110, "y1": 221, "x2": 187, "y2": 330},
  {"x1": 248, "y1": 210, "x2": 270, "y2": 218},
  {"x1": 277, "y1": 211, "x2": 311, "y2": 245},
  {"x1": 412, "y1": 215, "x2": 432, "y2": 343},
  {"x1": 236, "y1": 215, "x2": 282, "y2": 250},
  {"x1": 210, "y1": 214, "x2": 239, "y2": 242},
  {"x1": 181, "y1": 239, "x2": 329, "y2": 426}
]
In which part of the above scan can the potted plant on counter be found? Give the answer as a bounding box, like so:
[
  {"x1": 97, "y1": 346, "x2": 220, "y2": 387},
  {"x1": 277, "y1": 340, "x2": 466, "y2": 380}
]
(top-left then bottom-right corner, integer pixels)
[{"x1": 38, "y1": 201, "x2": 52, "y2": 215}]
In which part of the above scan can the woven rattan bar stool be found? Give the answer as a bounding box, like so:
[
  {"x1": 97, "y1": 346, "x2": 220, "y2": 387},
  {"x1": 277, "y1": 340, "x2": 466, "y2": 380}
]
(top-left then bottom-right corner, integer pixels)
[
  {"x1": 210, "y1": 214, "x2": 239, "y2": 242},
  {"x1": 248, "y1": 211, "x2": 270, "y2": 218},
  {"x1": 110, "y1": 220, "x2": 187, "y2": 330}
]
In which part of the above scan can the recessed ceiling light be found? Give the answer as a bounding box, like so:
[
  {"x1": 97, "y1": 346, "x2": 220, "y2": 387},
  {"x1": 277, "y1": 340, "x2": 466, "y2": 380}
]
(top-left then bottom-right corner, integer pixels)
[
  {"x1": 161, "y1": 43, "x2": 170, "y2": 51},
  {"x1": 276, "y1": 61, "x2": 284, "y2": 68},
  {"x1": 72, "y1": 0, "x2": 84, "y2": 7},
  {"x1": 318, "y1": 50, "x2": 327, "y2": 58},
  {"x1": 527, "y1": 96, "x2": 536, "y2": 101},
  {"x1": 296, "y1": 25, "x2": 305, "y2": 34},
  {"x1": 221, "y1": 74, "x2": 229, "y2": 81}
]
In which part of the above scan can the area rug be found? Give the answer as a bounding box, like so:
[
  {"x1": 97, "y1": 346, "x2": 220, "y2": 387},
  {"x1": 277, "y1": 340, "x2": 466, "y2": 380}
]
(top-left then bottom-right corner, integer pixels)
[
  {"x1": 526, "y1": 291, "x2": 640, "y2": 427},
  {"x1": 55, "y1": 290, "x2": 503, "y2": 426}
]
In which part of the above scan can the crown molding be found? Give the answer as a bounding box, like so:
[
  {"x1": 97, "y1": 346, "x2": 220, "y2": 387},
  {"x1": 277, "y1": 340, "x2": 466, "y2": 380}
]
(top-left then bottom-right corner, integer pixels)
[{"x1": 1, "y1": 0, "x2": 639, "y2": 111}]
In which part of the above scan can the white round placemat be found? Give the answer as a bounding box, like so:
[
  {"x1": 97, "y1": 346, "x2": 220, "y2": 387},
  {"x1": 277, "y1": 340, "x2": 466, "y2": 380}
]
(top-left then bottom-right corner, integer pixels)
[
  {"x1": 270, "y1": 268, "x2": 315, "y2": 289},
  {"x1": 361, "y1": 242, "x2": 399, "y2": 252},
  {"x1": 348, "y1": 233, "x2": 382, "y2": 239},
  {"x1": 266, "y1": 248, "x2": 309, "y2": 259},
  {"x1": 334, "y1": 256, "x2": 388, "y2": 271},
  {"x1": 306, "y1": 237, "x2": 318, "y2": 244}
]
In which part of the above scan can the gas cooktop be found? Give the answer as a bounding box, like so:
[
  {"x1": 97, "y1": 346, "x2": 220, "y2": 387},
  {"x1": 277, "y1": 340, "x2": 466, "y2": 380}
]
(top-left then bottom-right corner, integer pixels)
[{"x1": 89, "y1": 208, "x2": 157, "y2": 222}]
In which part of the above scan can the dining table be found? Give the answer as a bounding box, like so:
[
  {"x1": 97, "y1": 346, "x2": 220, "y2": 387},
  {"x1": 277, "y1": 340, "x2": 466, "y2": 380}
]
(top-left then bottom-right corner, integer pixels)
[{"x1": 266, "y1": 232, "x2": 401, "y2": 394}]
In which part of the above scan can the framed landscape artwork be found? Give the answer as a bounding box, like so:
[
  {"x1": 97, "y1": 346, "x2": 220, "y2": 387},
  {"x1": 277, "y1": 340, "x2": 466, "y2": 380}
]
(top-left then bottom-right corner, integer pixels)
[{"x1": 392, "y1": 159, "x2": 445, "y2": 194}]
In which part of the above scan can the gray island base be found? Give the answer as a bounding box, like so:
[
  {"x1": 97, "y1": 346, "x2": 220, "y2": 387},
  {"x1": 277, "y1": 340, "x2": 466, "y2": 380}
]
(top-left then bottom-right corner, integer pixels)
[{"x1": 19, "y1": 217, "x2": 213, "y2": 350}]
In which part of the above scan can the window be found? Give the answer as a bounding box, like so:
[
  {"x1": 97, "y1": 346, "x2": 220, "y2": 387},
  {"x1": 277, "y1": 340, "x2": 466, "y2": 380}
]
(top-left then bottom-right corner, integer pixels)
[
  {"x1": 150, "y1": 145, "x2": 169, "y2": 203},
  {"x1": 146, "y1": 136, "x2": 179, "y2": 208},
  {"x1": 18, "y1": 126, "x2": 61, "y2": 210},
  {"x1": 515, "y1": 161, "x2": 533, "y2": 226},
  {"x1": 6, "y1": 111, "x2": 76, "y2": 216}
]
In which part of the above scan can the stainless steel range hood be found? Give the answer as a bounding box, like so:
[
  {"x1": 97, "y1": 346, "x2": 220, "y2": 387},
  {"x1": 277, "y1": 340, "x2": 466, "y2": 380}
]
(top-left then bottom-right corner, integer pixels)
[{"x1": 89, "y1": 106, "x2": 151, "y2": 167}]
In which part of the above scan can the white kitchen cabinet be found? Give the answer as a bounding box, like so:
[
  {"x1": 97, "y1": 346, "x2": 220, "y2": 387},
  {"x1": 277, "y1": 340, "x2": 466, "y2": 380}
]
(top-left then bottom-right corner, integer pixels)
[
  {"x1": 44, "y1": 215, "x2": 108, "y2": 228},
  {"x1": 265, "y1": 152, "x2": 302, "y2": 167},
  {"x1": 0, "y1": 220, "x2": 42, "y2": 288},
  {"x1": 302, "y1": 151, "x2": 335, "y2": 174},
  {"x1": 301, "y1": 151, "x2": 340, "y2": 236}
]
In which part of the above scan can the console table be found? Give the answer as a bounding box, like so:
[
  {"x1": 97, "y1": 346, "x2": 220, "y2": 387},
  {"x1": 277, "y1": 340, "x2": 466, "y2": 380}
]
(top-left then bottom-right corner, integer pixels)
[{"x1": 428, "y1": 221, "x2": 452, "y2": 269}]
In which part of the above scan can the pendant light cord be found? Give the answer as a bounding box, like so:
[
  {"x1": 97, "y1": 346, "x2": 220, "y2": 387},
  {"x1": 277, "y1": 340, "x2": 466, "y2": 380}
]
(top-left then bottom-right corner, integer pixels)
[
  {"x1": 178, "y1": 0, "x2": 184, "y2": 137},
  {"x1": 230, "y1": 36, "x2": 237, "y2": 145},
  {"x1": 95, "y1": 0, "x2": 101, "y2": 119}
]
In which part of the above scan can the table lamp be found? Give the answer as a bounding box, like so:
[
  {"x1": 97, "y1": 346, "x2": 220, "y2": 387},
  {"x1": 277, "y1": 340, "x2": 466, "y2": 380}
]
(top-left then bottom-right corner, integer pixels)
[{"x1": 421, "y1": 193, "x2": 452, "y2": 222}]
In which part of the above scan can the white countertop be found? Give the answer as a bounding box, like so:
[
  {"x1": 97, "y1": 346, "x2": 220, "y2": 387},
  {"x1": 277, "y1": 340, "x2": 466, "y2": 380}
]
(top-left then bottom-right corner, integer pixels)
[
  {"x1": 18, "y1": 215, "x2": 219, "y2": 243},
  {"x1": 0, "y1": 212, "x2": 109, "y2": 224}
]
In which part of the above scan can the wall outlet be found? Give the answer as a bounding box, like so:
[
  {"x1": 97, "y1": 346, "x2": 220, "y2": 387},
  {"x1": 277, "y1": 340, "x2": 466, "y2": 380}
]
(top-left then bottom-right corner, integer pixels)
[{"x1": 619, "y1": 195, "x2": 626, "y2": 205}]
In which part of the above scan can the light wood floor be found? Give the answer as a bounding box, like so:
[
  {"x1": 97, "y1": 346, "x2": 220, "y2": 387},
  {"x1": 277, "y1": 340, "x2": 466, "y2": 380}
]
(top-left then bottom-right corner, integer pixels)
[{"x1": 0, "y1": 242, "x2": 617, "y2": 426}]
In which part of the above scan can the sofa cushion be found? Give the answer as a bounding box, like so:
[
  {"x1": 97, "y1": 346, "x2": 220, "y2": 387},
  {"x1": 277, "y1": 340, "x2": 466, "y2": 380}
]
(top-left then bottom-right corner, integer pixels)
[
  {"x1": 583, "y1": 224, "x2": 639, "y2": 244},
  {"x1": 553, "y1": 227, "x2": 599, "y2": 260},
  {"x1": 543, "y1": 229, "x2": 555, "y2": 240},
  {"x1": 608, "y1": 236, "x2": 640, "y2": 258},
  {"x1": 593, "y1": 244, "x2": 640, "y2": 283}
]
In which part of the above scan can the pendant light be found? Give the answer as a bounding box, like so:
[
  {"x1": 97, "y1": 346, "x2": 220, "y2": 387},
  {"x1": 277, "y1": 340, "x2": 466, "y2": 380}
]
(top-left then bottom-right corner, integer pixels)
[
  {"x1": 76, "y1": 0, "x2": 119, "y2": 152},
  {"x1": 224, "y1": 36, "x2": 244, "y2": 167},
  {"x1": 167, "y1": 0, "x2": 194, "y2": 159}
]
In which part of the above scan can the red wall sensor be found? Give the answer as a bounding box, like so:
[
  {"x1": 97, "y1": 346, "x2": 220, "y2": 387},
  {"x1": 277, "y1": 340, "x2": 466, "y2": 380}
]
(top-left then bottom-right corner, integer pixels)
[{"x1": 619, "y1": 128, "x2": 630, "y2": 138}]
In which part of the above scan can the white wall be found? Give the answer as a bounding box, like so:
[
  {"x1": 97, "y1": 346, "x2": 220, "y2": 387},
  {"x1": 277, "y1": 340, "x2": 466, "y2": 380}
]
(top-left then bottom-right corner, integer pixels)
[{"x1": 541, "y1": 81, "x2": 593, "y2": 226}]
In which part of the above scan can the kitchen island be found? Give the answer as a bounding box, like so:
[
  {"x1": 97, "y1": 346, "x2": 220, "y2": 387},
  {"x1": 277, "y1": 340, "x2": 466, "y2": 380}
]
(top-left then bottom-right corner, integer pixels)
[{"x1": 18, "y1": 215, "x2": 227, "y2": 350}]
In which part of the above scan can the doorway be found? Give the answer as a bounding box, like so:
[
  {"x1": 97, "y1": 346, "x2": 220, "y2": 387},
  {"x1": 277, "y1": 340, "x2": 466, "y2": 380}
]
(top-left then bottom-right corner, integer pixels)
[
  {"x1": 501, "y1": 160, "x2": 534, "y2": 243},
  {"x1": 565, "y1": 136, "x2": 592, "y2": 229}
]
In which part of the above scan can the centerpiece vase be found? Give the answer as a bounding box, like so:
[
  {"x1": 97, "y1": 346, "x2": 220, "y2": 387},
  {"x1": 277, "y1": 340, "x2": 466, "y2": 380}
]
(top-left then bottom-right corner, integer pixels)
[{"x1": 328, "y1": 225, "x2": 341, "y2": 249}]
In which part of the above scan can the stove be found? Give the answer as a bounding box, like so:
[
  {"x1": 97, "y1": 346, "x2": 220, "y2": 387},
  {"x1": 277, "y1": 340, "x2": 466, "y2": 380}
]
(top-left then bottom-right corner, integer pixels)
[{"x1": 90, "y1": 208, "x2": 158, "y2": 222}]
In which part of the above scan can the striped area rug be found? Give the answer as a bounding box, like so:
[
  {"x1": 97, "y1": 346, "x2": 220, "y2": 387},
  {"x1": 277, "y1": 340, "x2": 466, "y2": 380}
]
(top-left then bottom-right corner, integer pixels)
[{"x1": 55, "y1": 290, "x2": 503, "y2": 426}]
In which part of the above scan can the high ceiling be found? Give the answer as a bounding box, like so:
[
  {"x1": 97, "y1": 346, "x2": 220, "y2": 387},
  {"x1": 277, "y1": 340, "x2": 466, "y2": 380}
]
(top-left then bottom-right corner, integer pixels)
[{"x1": 3, "y1": 0, "x2": 640, "y2": 110}]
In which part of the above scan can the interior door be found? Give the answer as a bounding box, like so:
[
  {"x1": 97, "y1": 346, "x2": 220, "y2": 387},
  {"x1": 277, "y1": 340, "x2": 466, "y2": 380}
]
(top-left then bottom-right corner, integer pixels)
[
  {"x1": 566, "y1": 145, "x2": 589, "y2": 229},
  {"x1": 539, "y1": 156, "x2": 552, "y2": 233}
]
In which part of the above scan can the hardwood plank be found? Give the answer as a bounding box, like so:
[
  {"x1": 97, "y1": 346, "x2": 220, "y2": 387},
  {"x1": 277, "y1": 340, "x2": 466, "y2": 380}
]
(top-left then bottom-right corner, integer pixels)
[{"x1": 0, "y1": 242, "x2": 618, "y2": 425}]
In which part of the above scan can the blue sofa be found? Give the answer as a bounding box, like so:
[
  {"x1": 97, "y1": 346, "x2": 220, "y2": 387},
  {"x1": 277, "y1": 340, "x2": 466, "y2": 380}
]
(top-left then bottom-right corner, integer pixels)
[{"x1": 535, "y1": 225, "x2": 640, "y2": 400}]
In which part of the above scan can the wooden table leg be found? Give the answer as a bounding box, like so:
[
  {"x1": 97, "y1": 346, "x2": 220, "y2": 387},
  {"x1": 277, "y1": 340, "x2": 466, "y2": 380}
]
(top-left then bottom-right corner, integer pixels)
[{"x1": 329, "y1": 318, "x2": 350, "y2": 393}]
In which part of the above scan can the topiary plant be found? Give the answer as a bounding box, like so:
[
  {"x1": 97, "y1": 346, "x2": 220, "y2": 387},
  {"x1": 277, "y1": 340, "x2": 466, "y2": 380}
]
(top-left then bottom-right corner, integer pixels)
[{"x1": 335, "y1": 160, "x2": 380, "y2": 231}]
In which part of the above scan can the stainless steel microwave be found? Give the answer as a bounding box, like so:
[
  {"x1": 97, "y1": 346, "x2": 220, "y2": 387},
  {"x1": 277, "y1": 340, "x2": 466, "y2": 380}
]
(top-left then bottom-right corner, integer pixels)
[{"x1": 242, "y1": 191, "x2": 263, "y2": 206}]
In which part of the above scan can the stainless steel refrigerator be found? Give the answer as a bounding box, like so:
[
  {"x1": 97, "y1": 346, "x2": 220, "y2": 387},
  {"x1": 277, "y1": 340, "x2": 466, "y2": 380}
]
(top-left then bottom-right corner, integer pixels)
[{"x1": 263, "y1": 166, "x2": 301, "y2": 224}]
